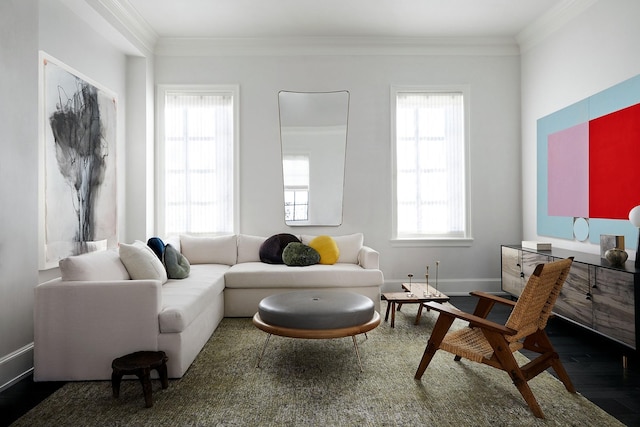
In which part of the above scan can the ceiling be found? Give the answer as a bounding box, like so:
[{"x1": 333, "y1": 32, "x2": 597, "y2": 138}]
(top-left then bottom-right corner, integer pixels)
[{"x1": 125, "y1": 0, "x2": 562, "y2": 39}]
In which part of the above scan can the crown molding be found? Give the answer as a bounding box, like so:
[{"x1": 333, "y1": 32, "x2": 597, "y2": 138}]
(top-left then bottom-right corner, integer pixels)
[
  {"x1": 84, "y1": 0, "x2": 158, "y2": 55},
  {"x1": 517, "y1": 0, "x2": 599, "y2": 53},
  {"x1": 154, "y1": 36, "x2": 520, "y2": 57}
]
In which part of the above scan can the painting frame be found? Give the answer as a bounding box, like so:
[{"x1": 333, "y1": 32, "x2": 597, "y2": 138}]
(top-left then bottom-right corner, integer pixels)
[
  {"x1": 38, "y1": 51, "x2": 118, "y2": 270},
  {"x1": 536, "y1": 73, "x2": 640, "y2": 249}
]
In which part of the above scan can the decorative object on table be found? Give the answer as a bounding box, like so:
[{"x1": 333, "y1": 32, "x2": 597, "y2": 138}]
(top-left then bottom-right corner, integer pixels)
[
  {"x1": 407, "y1": 274, "x2": 413, "y2": 297},
  {"x1": 629, "y1": 205, "x2": 640, "y2": 268},
  {"x1": 40, "y1": 52, "x2": 118, "y2": 269},
  {"x1": 522, "y1": 241, "x2": 552, "y2": 251},
  {"x1": 424, "y1": 266, "x2": 430, "y2": 297},
  {"x1": 599, "y1": 234, "x2": 625, "y2": 259},
  {"x1": 435, "y1": 261, "x2": 440, "y2": 297},
  {"x1": 604, "y1": 247, "x2": 628, "y2": 267}
]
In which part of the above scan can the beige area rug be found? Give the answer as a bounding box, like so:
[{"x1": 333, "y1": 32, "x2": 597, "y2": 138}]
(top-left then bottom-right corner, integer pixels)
[{"x1": 14, "y1": 304, "x2": 623, "y2": 427}]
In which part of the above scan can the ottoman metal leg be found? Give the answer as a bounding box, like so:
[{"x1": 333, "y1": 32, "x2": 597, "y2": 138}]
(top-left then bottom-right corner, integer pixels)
[
  {"x1": 256, "y1": 333, "x2": 272, "y2": 368},
  {"x1": 352, "y1": 335, "x2": 363, "y2": 372}
]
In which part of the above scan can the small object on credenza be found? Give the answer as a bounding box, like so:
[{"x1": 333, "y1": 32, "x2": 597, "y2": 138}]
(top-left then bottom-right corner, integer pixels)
[
  {"x1": 599, "y1": 234, "x2": 625, "y2": 259},
  {"x1": 522, "y1": 241, "x2": 552, "y2": 251}
]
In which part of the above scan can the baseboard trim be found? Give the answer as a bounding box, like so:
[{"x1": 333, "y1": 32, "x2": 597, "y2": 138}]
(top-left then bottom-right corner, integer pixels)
[{"x1": 0, "y1": 343, "x2": 34, "y2": 392}]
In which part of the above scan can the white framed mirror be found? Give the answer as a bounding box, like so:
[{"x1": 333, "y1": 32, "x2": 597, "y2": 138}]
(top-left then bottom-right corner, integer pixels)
[{"x1": 279, "y1": 90, "x2": 349, "y2": 226}]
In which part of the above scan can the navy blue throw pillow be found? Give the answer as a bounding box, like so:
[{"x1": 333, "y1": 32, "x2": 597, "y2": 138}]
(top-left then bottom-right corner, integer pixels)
[{"x1": 147, "y1": 237, "x2": 165, "y2": 260}]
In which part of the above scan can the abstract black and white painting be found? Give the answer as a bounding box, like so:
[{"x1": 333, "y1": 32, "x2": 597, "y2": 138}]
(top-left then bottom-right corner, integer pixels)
[{"x1": 41, "y1": 53, "x2": 117, "y2": 268}]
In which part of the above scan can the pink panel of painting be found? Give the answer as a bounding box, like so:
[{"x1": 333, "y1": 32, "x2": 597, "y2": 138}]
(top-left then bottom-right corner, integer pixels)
[
  {"x1": 548, "y1": 123, "x2": 589, "y2": 217},
  {"x1": 589, "y1": 102, "x2": 640, "y2": 219}
]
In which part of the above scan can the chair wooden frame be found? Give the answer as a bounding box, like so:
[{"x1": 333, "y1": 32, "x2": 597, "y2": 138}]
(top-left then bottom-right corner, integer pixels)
[{"x1": 414, "y1": 257, "x2": 576, "y2": 419}]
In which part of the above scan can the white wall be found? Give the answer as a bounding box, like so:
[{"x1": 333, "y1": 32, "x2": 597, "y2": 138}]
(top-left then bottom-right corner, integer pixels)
[
  {"x1": 155, "y1": 52, "x2": 523, "y2": 293},
  {"x1": 0, "y1": 0, "x2": 132, "y2": 389},
  {"x1": 521, "y1": 0, "x2": 640, "y2": 257},
  {"x1": 0, "y1": 0, "x2": 39, "y2": 391}
]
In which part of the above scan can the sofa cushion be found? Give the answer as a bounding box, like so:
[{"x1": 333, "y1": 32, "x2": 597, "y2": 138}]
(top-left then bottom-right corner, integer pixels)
[
  {"x1": 302, "y1": 233, "x2": 363, "y2": 264},
  {"x1": 159, "y1": 264, "x2": 228, "y2": 333},
  {"x1": 225, "y1": 262, "x2": 384, "y2": 288},
  {"x1": 308, "y1": 235, "x2": 340, "y2": 265},
  {"x1": 180, "y1": 234, "x2": 237, "y2": 265},
  {"x1": 59, "y1": 249, "x2": 130, "y2": 281},
  {"x1": 147, "y1": 237, "x2": 166, "y2": 260},
  {"x1": 237, "y1": 234, "x2": 266, "y2": 263},
  {"x1": 119, "y1": 241, "x2": 168, "y2": 284},
  {"x1": 259, "y1": 233, "x2": 300, "y2": 264},
  {"x1": 282, "y1": 242, "x2": 320, "y2": 266},
  {"x1": 164, "y1": 244, "x2": 191, "y2": 279}
]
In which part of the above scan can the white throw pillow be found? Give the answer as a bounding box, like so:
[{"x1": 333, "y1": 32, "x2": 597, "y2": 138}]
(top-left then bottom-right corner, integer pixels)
[
  {"x1": 180, "y1": 234, "x2": 237, "y2": 265},
  {"x1": 237, "y1": 234, "x2": 266, "y2": 263},
  {"x1": 301, "y1": 233, "x2": 363, "y2": 264},
  {"x1": 59, "y1": 249, "x2": 130, "y2": 281},
  {"x1": 119, "y1": 241, "x2": 168, "y2": 284}
]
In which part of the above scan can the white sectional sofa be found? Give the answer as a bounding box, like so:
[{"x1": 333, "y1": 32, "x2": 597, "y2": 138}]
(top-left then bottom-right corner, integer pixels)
[{"x1": 34, "y1": 233, "x2": 383, "y2": 381}]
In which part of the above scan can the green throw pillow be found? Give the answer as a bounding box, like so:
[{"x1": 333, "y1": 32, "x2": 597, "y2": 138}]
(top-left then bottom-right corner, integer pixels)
[
  {"x1": 164, "y1": 243, "x2": 190, "y2": 279},
  {"x1": 282, "y1": 242, "x2": 320, "y2": 267}
]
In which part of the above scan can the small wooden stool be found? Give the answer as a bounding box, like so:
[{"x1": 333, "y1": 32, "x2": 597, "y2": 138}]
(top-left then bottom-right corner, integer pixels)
[{"x1": 111, "y1": 351, "x2": 169, "y2": 408}]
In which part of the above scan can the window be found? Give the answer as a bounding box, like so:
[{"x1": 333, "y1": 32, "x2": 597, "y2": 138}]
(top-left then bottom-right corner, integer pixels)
[
  {"x1": 391, "y1": 87, "x2": 471, "y2": 244},
  {"x1": 157, "y1": 85, "x2": 238, "y2": 237},
  {"x1": 283, "y1": 155, "x2": 309, "y2": 222}
]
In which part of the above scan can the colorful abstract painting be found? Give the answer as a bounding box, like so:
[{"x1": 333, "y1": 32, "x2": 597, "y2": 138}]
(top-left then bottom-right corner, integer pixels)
[
  {"x1": 40, "y1": 53, "x2": 117, "y2": 268},
  {"x1": 537, "y1": 74, "x2": 640, "y2": 247}
]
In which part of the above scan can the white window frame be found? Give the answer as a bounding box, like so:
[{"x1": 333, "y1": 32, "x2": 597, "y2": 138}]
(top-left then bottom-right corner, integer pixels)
[
  {"x1": 155, "y1": 84, "x2": 240, "y2": 238},
  {"x1": 390, "y1": 85, "x2": 472, "y2": 247}
]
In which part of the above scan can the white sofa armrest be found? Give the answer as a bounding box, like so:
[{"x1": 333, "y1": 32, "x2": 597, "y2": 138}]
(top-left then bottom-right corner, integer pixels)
[
  {"x1": 358, "y1": 246, "x2": 380, "y2": 270},
  {"x1": 34, "y1": 278, "x2": 162, "y2": 381}
]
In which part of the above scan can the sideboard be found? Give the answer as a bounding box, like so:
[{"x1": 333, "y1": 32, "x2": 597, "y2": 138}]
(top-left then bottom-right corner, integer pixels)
[{"x1": 501, "y1": 244, "x2": 639, "y2": 350}]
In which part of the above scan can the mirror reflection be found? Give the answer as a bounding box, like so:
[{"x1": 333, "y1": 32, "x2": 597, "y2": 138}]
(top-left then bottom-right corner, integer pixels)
[{"x1": 279, "y1": 91, "x2": 349, "y2": 226}]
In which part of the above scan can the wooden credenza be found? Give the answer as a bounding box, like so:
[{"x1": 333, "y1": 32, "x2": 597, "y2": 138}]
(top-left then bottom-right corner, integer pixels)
[{"x1": 501, "y1": 245, "x2": 639, "y2": 350}]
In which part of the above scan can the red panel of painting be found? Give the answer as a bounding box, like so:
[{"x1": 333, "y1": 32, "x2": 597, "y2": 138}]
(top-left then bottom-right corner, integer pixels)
[{"x1": 589, "y1": 102, "x2": 640, "y2": 219}]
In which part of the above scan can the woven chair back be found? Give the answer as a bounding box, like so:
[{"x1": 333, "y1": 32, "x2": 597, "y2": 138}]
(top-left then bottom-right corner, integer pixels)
[{"x1": 505, "y1": 257, "x2": 573, "y2": 342}]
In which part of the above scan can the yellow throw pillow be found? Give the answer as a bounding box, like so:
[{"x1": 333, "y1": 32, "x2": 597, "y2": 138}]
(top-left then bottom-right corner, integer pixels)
[{"x1": 308, "y1": 235, "x2": 340, "y2": 265}]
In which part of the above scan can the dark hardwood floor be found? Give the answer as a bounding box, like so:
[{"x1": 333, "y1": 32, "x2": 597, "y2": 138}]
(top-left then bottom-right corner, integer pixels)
[{"x1": 1, "y1": 295, "x2": 638, "y2": 426}]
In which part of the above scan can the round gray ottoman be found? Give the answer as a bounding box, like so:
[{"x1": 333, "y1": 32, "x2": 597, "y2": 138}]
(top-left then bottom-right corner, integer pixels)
[
  {"x1": 252, "y1": 290, "x2": 380, "y2": 370},
  {"x1": 258, "y1": 290, "x2": 375, "y2": 330}
]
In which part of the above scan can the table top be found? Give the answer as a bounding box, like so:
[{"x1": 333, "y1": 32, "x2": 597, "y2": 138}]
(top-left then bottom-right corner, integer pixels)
[
  {"x1": 382, "y1": 283, "x2": 449, "y2": 303},
  {"x1": 112, "y1": 351, "x2": 167, "y2": 370}
]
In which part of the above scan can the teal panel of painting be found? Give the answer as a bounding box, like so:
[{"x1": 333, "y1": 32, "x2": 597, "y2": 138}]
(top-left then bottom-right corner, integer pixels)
[
  {"x1": 589, "y1": 74, "x2": 640, "y2": 120},
  {"x1": 589, "y1": 218, "x2": 638, "y2": 250}
]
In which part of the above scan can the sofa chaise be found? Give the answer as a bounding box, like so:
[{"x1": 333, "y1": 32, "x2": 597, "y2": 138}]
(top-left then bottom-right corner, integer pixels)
[{"x1": 34, "y1": 233, "x2": 383, "y2": 381}]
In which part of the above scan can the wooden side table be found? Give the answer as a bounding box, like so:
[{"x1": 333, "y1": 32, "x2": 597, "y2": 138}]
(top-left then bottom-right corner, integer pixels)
[
  {"x1": 111, "y1": 351, "x2": 169, "y2": 408},
  {"x1": 382, "y1": 283, "x2": 449, "y2": 328}
]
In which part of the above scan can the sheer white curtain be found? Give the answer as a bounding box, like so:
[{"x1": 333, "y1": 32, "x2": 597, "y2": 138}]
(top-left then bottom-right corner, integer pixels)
[
  {"x1": 395, "y1": 91, "x2": 466, "y2": 238},
  {"x1": 161, "y1": 90, "x2": 235, "y2": 235}
]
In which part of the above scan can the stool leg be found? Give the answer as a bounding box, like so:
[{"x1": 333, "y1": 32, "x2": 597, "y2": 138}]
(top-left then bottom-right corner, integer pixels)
[
  {"x1": 415, "y1": 303, "x2": 424, "y2": 325},
  {"x1": 391, "y1": 302, "x2": 396, "y2": 328},
  {"x1": 138, "y1": 368, "x2": 153, "y2": 408},
  {"x1": 384, "y1": 300, "x2": 391, "y2": 322},
  {"x1": 111, "y1": 369, "x2": 123, "y2": 398},
  {"x1": 157, "y1": 361, "x2": 169, "y2": 389}
]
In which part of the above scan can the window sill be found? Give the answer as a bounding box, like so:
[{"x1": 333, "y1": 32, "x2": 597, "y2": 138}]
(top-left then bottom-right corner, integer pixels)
[{"x1": 390, "y1": 238, "x2": 474, "y2": 248}]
